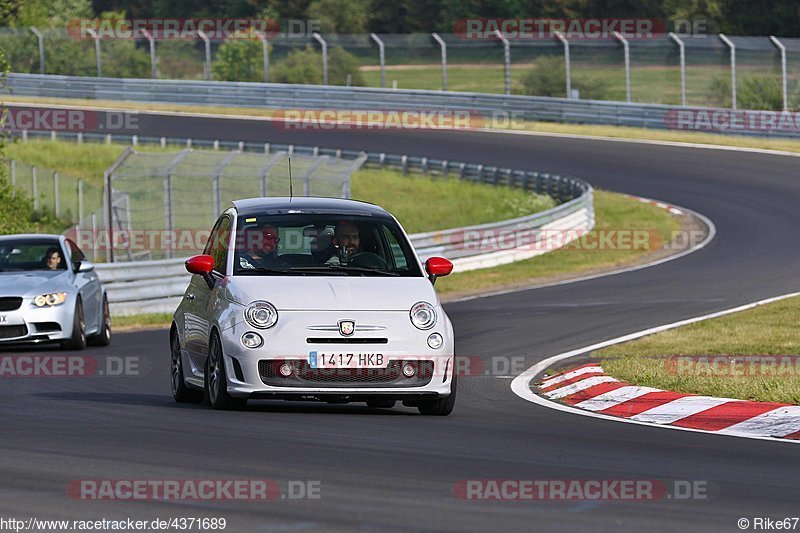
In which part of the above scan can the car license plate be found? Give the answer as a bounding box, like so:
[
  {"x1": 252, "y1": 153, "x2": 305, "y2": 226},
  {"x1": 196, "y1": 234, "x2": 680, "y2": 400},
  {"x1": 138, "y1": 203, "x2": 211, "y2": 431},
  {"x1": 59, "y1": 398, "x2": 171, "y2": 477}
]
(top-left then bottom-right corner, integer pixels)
[{"x1": 308, "y1": 351, "x2": 387, "y2": 369}]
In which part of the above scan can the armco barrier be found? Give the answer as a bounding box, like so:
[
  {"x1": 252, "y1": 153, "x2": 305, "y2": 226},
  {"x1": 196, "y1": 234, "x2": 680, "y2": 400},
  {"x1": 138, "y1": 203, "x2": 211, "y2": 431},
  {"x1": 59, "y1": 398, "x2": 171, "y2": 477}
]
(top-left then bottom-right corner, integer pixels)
[{"x1": 4, "y1": 73, "x2": 799, "y2": 139}]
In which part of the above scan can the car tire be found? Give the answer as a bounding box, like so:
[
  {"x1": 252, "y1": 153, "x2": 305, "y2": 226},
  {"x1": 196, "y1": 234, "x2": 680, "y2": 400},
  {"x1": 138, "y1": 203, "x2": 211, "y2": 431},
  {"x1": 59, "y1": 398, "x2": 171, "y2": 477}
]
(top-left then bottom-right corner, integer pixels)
[
  {"x1": 204, "y1": 332, "x2": 247, "y2": 411},
  {"x1": 63, "y1": 299, "x2": 86, "y2": 351},
  {"x1": 366, "y1": 399, "x2": 396, "y2": 409},
  {"x1": 171, "y1": 328, "x2": 202, "y2": 403},
  {"x1": 88, "y1": 295, "x2": 112, "y2": 347},
  {"x1": 417, "y1": 370, "x2": 457, "y2": 416}
]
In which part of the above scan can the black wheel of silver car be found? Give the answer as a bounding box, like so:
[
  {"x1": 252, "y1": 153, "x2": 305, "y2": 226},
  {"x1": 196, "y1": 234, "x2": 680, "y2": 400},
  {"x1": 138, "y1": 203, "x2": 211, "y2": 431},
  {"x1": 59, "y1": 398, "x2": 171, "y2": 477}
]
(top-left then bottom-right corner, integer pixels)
[
  {"x1": 366, "y1": 399, "x2": 396, "y2": 409},
  {"x1": 418, "y1": 371, "x2": 457, "y2": 416},
  {"x1": 63, "y1": 299, "x2": 86, "y2": 351},
  {"x1": 171, "y1": 328, "x2": 202, "y2": 403},
  {"x1": 204, "y1": 332, "x2": 246, "y2": 411},
  {"x1": 88, "y1": 295, "x2": 112, "y2": 347}
]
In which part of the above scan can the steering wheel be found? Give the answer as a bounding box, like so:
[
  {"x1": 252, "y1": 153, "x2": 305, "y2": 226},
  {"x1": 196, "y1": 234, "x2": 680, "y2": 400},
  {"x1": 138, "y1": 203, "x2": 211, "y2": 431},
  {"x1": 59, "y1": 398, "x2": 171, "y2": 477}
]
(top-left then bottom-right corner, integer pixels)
[{"x1": 348, "y1": 252, "x2": 389, "y2": 269}]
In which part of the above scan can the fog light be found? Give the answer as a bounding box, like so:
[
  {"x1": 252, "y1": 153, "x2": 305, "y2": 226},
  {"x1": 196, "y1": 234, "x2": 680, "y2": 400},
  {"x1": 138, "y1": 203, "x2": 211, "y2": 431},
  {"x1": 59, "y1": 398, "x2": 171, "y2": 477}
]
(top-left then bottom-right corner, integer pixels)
[
  {"x1": 402, "y1": 362, "x2": 416, "y2": 378},
  {"x1": 241, "y1": 332, "x2": 263, "y2": 349},
  {"x1": 278, "y1": 362, "x2": 293, "y2": 377},
  {"x1": 427, "y1": 332, "x2": 443, "y2": 349}
]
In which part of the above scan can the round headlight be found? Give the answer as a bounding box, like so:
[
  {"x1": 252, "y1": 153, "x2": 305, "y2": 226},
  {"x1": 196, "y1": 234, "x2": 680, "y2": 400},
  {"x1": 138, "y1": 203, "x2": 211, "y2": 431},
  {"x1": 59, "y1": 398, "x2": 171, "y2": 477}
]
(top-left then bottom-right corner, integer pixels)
[
  {"x1": 410, "y1": 301, "x2": 436, "y2": 330},
  {"x1": 241, "y1": 332, "x2": 263, "y2": 349},
  {"x1": 244, "y1": 301, "x2": 278, "y2": 329},
  {"x1": 34, "y1": 295, "x2": 47, "y2": 307},
  {"x1": 427, "y1": 332, "x2": 443, "y2": 349}
]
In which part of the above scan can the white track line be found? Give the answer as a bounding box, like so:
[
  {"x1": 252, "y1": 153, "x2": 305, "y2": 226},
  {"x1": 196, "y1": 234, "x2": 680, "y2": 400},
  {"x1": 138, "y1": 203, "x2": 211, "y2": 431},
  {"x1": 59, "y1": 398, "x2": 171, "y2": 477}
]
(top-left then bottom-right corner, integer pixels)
[{"x1": 510, "y1": 291, "x2": 800, "y2": 445}]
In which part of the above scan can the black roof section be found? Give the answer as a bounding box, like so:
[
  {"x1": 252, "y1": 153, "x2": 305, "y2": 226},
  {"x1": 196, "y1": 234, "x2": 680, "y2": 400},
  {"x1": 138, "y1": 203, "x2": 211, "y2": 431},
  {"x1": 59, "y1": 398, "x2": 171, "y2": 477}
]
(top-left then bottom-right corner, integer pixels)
[{"x1": 231, "y1": 197, "x2": 393, "y2": 218}]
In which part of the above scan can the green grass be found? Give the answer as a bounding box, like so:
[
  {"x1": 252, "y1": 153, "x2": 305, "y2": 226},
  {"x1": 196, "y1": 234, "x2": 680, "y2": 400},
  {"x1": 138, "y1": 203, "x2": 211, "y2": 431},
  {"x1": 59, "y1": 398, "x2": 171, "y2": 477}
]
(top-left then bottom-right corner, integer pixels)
[
  {"x1": 434, "y1": 190, "x2": 680, "y2": 296},
  {"x1": 597, "y1": 295, "x2": 800, "y2": 404},
  {"x1": 113, "y1": 313, "x2": 173, "y2": 330},
  {"x1": 351, "y1": 169, "x2": 555, "y2": 233}
]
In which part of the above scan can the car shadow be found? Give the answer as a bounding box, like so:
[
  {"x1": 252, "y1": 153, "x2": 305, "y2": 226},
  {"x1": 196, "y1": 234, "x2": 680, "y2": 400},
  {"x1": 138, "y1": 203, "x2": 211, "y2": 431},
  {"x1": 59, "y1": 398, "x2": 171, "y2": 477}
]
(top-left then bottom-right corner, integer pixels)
[{"x1": 32, "y1": 392, "x2": 417, "y2": 415}]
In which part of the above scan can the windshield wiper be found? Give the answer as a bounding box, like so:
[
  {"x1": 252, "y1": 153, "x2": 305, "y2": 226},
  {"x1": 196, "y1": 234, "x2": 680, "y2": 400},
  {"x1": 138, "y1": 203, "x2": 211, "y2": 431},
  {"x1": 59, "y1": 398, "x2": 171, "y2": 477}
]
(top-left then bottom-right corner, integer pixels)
[
  {"x1": 289, "y1": 264, "x2": 400, "y2": 277},
  {"x1": 235, "y1": 267, "x2": 296, "y2": 275}
]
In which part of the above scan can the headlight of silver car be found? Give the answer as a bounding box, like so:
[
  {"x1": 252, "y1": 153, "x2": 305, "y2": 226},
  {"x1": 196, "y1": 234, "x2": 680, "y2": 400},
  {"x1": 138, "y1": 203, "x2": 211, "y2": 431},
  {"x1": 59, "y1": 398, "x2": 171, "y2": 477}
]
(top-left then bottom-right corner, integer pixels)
[
  {"x1": 244, "y1": 300, "x2": 278, "y2": 329},
  {"x1": 410, "y1": 301, "x2": 437, "y2": 330},
  {"x1": 33, "y1": 292, "x2": 67, "y2": 307}
]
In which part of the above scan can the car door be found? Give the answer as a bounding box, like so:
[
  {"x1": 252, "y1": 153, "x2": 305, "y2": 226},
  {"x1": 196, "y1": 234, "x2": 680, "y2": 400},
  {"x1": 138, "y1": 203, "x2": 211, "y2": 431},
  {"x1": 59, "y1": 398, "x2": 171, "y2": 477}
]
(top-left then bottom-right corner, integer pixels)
[
  {"x1": 66, "y1": 239, "x2": 102, "y2": 333},
  {"x1": 185, "y1": 215, "x2": 231, "y2": 374}
]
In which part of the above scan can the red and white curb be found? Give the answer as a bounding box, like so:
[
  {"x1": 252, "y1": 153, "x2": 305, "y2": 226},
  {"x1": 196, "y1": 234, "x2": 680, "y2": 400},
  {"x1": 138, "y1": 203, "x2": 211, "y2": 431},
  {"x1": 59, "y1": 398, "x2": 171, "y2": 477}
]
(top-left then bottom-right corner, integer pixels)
[
  {"x1": 510, "y1": 291, "x2": 800, "y2": 445},
  {"x1": 538, "y1": 363, "x2": 800, "y2": 441},
  {"x1": 622, "y1": 194, "x2": 684, "y2": 215}
]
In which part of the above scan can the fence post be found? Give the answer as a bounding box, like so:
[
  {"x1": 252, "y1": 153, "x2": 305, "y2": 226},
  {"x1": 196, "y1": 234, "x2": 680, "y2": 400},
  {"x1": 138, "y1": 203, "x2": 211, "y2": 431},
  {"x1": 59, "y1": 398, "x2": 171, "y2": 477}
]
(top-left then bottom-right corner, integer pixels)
[
  {"x1": 431, "y1": 33, "x2": 447, "y2": 91},
  {"x1": 719, "y1": 34, "x2": 737, "y2": 110},
  {"x1": 54, "y1": 171, "x2": 60, "y2": 218},
  {"x1": 140, "y1": 28, "x2": 157, "y2": 78},
  {"x1": 667, "y1": 33, "x2": 686, "y2": 106},
  {"x1": 78, "y1": 179, "x2": 84, "y2": 227},
  {"x1": 770, "y1": 36, "x2": 788, "y2": 112},
  {"x1": 612, "y1": 31, "x2": 631, "y2": 103},
  {"x1": 555, "y1": 31, "x2": 571, "y2": 98},
  {"x1": 312, "y1": 33, "x2": 328, "y2": 85},
  {"x1": 493, "y1": 30, "x2": 511, "y2": 96},
  {"x1": 29, "y1": 27, "x2": 45, "y2": 74},
  {"x1": 255, "y1": 31, "x2": 269, "y2": 82},
  {"x1": 32, "y1": 166, "x2": 38, "y2": 210},
  {"x1": 198, "y1": 30, "x2": 212, "y2": 80},
  {"x1": 85, "y1": 28, "x2": 102, "y2": 77},
  {"x1": 91, "y1": 212, "x2": 98, "y2": 261},
  {"x1": 369, "y1": 33, "x2": 386, "y2": 88}
]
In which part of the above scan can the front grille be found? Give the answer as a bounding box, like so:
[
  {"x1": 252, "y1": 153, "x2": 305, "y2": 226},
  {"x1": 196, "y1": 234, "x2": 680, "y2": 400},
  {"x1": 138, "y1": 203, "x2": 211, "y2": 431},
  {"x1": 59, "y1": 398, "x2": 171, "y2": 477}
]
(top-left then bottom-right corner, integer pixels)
[
  {"x1": 307, "y1": 337, "x2": 389, "y2": 344},
  {"x1": 0, "y1": 325, "x2": 28, "y2": 339},
  {"x1": 0, "y1": 297, "x2": 22, "y2": 312},
  {"x1": 32, "y1": 322, "x2": 61, "y2": 333},
  {"x1": 258, "y1": 360, "x2": 434, "y2": 388}
]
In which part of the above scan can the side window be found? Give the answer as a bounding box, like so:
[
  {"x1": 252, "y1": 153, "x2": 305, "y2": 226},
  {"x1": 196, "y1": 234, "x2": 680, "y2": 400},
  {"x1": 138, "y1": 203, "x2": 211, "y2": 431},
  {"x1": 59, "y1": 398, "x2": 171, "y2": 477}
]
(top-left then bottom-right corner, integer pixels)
[
  {"x1": 382, "y1": 226, "x2": 407, "y2": 270},
  {"x1": 66, "y1": 239, "x2": 86, "y2": 262},
  {"x1": 205, "y1": 216, "x2": 231, "y2": 275}
]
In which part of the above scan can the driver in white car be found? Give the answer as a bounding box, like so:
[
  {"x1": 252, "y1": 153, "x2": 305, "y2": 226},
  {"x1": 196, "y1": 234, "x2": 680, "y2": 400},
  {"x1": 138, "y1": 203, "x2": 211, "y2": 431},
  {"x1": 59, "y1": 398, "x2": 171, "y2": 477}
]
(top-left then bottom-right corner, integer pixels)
[{"x1": 331, "y1": 221, "x2": 361, "y2": 263}]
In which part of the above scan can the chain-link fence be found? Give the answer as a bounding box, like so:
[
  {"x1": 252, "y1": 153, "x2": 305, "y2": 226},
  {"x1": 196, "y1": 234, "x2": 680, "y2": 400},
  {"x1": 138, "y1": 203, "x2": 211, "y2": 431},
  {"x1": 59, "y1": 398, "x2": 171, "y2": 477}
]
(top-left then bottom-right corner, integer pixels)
[
  {"x1": 105, "y1": 148, "x2": 363, "y2": 261},
  {"x1": 3, "y1": 29, "x2": 800, "y2": 109}
]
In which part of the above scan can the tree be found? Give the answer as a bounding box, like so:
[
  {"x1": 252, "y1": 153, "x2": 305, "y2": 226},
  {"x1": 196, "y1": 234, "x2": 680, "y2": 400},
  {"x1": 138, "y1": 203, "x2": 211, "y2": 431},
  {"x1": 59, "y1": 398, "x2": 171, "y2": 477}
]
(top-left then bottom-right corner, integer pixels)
[
  {"x1": 306, "y1": 0, "x2": 369, "y2": 34},
  {"x1": 271, "y1": 45, "x2": 364, "y2": 85},
  {"x1": 212, "y1": 34, "x2": 265, "y2": 82}
]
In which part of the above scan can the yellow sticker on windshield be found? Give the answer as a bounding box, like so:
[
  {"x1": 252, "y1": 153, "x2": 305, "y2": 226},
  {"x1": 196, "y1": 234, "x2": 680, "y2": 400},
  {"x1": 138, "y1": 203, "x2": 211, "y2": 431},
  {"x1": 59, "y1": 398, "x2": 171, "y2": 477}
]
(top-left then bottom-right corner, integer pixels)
[{"x1": 245, "y1": 218, "x2": 257, "y2": 223}]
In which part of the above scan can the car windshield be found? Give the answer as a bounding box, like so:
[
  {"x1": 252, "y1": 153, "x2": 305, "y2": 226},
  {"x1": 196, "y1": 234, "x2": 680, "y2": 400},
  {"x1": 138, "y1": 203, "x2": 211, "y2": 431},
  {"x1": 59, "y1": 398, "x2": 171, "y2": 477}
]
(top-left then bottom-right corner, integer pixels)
[
  {"x1": 232, "y1": 214, "x2": 423, "y2": 277},
  {"x1": 0, "y1": 239, "x2": 67, "y2": 272}
]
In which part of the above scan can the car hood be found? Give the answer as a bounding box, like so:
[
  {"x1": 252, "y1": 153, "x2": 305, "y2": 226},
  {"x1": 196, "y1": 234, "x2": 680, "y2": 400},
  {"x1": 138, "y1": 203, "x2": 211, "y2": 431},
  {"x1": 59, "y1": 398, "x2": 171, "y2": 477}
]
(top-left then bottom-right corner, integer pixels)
[
  {"x1": 225, "y1": 276, "x2": 439, "y2": 311},
  {"x1": 0, "y1": 270, "x2": 71, "y2": 297}
]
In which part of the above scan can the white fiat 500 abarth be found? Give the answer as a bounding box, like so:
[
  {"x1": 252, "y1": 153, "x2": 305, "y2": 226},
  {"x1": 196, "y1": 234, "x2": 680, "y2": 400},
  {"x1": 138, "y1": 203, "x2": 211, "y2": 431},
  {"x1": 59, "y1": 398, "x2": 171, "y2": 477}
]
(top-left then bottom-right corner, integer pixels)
[{"x1": 170, "y1": 197, "x2": 456, "y2": 415}]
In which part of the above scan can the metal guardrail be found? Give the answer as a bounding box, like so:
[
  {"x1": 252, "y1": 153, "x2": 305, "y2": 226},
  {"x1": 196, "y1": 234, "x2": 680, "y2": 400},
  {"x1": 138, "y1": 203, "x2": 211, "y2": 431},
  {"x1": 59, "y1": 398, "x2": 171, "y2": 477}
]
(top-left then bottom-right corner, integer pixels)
[
  {"x1": 4, "y1": 73, "x2": 799, "y2": 139},
  {"x1": 58, "y1": 134, "x2": 594, "y2": 315}
]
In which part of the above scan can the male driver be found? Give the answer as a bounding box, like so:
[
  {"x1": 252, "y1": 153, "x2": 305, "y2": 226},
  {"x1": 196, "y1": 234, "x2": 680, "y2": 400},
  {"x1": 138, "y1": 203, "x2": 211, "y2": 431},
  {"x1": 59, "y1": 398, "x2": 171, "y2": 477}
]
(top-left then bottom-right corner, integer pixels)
[
  {"x1": 331, "y1": 221, "x2": 360, "y2": 263},
  {"x1": 238, "y1": 225, "x2": 290, "y2": 270}
]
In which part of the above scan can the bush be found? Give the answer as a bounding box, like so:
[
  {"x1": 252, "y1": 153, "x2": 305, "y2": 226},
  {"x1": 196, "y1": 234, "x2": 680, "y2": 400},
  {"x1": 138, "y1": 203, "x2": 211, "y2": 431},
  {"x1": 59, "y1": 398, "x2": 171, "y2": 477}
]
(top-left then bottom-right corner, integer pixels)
[
  {"x1": 212, "y1": 37, "x2": 265, "y2": 82},
  {"x1": 271, "y1": 45, "x2": 364, "y2": 86},
  {"x1": 708, "y1": 74, "x2": 800, "y2": 110},
  {"x1": 515, "y1": 55, "x2": 609, "y2": 100}
]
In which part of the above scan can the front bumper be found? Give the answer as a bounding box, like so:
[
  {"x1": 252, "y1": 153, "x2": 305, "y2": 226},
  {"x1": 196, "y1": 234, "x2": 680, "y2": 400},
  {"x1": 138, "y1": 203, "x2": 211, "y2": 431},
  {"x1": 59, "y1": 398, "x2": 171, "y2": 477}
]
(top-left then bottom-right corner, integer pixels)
[
  {"x1": 217, "y1": 310, "x2": 455, "y2": 400},
  {"x1": 0, "y1": 296, "x2": 74, "y2": 345}
]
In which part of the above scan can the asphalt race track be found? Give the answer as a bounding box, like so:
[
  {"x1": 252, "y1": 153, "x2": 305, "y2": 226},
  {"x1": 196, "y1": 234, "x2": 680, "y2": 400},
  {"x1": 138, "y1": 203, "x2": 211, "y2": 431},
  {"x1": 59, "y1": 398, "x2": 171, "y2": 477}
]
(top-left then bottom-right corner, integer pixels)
[{"x1": 3, "y1": 108, "x2": 800, "y2": 531}]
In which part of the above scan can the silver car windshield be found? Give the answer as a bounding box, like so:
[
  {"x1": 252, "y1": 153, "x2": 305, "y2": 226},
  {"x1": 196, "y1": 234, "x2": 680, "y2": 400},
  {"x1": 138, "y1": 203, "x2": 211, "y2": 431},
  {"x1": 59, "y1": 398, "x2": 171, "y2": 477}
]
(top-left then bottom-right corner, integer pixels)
[
  {"x1": 0, "y1": 239, "x2": 67, "y2": 272},
  {"x1": 232, "y1": 214, "x2": 423, "y2": 277}
]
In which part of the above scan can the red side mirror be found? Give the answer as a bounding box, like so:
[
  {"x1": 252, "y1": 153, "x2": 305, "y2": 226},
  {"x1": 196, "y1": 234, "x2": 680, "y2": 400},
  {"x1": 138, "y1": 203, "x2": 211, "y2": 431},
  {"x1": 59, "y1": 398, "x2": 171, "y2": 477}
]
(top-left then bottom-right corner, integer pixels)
[
  {"x1": 425, "y1": 257, "x2": 453, "y2": 277},
  {"x1": 186, "y1": 254, "x2": 214, "y2": 275}
]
